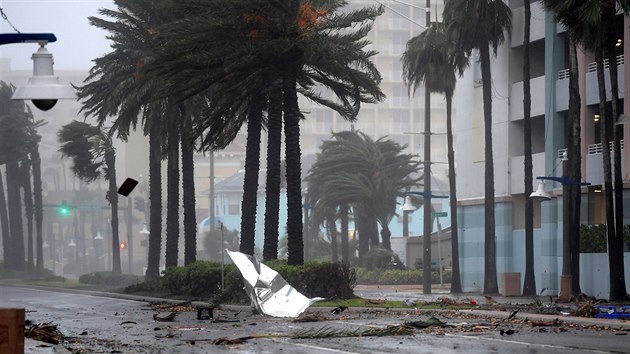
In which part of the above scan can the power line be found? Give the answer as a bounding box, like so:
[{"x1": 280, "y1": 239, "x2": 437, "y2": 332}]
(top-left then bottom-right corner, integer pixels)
[
  {"x1": 372, "y1": 0, "x2": 426, "y2": 29},
  {"x1": 0, "y1": 6, "x2": 20, "y2": 33}
]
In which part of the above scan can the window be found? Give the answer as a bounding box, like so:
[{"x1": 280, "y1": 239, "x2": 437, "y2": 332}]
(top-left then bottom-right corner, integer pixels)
[
  {"x1": 228, "y1": 204, "x2": 240, "y2": 215},
  {"x1": 392, "y1": 84, "x2": 408, "y2": 107},
  {"x1": 314, "y1": 110, "x2": 333, "y2": 133}
]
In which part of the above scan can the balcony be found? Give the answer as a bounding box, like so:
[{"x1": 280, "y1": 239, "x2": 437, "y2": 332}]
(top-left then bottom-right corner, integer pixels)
[
  {"x1": 584, "y1": 55, "x2": 625, "y2": 106},
  {"x1": 584, "y1": 140, "x2": 625, "y2": 186},
  {"x1": 510, "y1": 152, "x2": 546, "y2": 195},
  {"x1": 511, "y1": 2, "x2": 546, "y2": 47},
  {"x1": 510, "y1": 75, "x2": 546, "y2": 121}
]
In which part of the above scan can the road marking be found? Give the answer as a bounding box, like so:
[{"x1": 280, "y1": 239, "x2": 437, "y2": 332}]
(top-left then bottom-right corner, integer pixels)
[
  {"x1": 445, "y1": 333, "x2": 610, "y2": 353},
  {"x1": 264, "y1": 338, "x2": 361, "y2": 353}
]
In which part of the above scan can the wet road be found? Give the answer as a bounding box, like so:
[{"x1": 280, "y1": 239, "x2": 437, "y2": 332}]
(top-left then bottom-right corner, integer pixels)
[{"x1": 1, "y1": 285, "x2": 629, "y2": 353}]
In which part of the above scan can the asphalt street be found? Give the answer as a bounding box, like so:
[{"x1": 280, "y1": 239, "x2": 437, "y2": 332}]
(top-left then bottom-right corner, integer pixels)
[{"x1": 1, "y1": 284, "x2": 629, "y2": 353}]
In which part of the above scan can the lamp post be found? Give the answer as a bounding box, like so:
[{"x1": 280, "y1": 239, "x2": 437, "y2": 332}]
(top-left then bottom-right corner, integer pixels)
[
  {"x1": 403, "y1": 190, "x2": 448, "y2": 294},
  {"x1": 531, "y1": 175, "x2": 590, "y2": 301},
  {"x1": 0, "y1": 33, "x2": 75, "y2": 110},
  {"x1": 217, "y1": 221, "x2": 225, "y2": 292},
  {"x1": 139, "y1": 224, "x2": 150, "y2": 268}
]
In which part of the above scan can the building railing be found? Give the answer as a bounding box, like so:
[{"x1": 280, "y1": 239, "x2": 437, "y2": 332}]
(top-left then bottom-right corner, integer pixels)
[
  {"x1": 586, "y1": 54, "x2": 625, "y2": 73},
  {"x1": 558, "y1": 68, "x2": 570, "y2": 80},
  {"x1": 587, "y1": 139, "x2": 625, "y2": 154}
]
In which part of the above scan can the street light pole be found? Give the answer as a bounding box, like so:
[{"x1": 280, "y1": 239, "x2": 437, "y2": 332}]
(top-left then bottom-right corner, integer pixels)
[{"x1": 422, "y1": 0, "x2": 432, "y2": 295}]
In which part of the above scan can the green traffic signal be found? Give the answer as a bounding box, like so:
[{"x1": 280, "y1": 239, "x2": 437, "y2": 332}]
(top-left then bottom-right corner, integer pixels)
[{"x1": 59, "y1": 200, "x2": 70, "y2": 216}]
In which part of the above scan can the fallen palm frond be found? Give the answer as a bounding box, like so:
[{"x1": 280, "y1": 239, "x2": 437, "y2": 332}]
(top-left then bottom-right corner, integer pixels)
[
  {"x1": 404, "y1": 316, "x2": 452, "y2": 329},
  {"x1": 291, "y1": 325, "x2": 414, "y2": 339},
  {"x1": 213, "y1": 324, "x2": 415, "y2": 345},
  {"x1": 25, "y1": 321, "x2": 65, "y2": 345},
  {"x1": 294, "y1": 312, "x2": 330, "y2": 322}
]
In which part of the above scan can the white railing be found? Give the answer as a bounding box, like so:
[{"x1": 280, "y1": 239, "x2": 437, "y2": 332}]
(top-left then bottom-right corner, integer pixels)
[
  {"x1": 558, "y1": 68, "x2": 570, "y2": 80},
  {"x1": 587, "y1": 54, "x2": 625, "y2": 73},
  {"x1": 587, "y1": 139, "x2": 625, "y2": 154}
]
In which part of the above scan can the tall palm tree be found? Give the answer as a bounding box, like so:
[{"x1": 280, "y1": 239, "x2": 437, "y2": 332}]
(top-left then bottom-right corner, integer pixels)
[
  {"x1": 306, "y1": 130, "x2": 421, "y2": 262},
  {"x1": 58, "y1": 121, "x2": 122, "y2": 274},
  {"x1": 402, "y1": 21, "x2": 468, "y2": 293},
  {"x1": 443, "y1": 0, "x2": 511, "y2": 295},
  {"x1": 521, "y1": 0, "x2": 535, "y2": 296},
  {"x1": 542, "y1": 0, "x2": 630, "y2": 300},
  {"x1": 150, "y1": 0, "x2": 384, "y2": 264},
  {"x1": 0, "y1": 81, "x2": 36, "y2": 271},
  {"x1": 79, "y1": 0, "x2": 175, "y2": 280}
]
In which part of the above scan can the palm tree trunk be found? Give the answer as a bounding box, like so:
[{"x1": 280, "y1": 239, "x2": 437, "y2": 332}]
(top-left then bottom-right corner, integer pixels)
[
  {"x1": 522, "y1": 0, "x2": 536, "y2": 296},
  {"x1": 20, "y1": 159, "x2": 34, "y2": 273},
  {"x1": 328, "y1": 213, "x2": 339, "y2": 263},
  {"x1": 340, "y1": 203, "x2": 349, "y2": 264},
  {"x1": 165, "y1": 103, "x2": 181, "y2": 269},
  {"x1": 605, "y1": 11, "x2": 627, "y2": 300},
  {"x1": 181, "y1": 117, "x2": 197, "y2": 266},
  {"x1": 283, "y1": 57, "x2": 304, "y2": 266},
  {"x1": 263, "y1": 89, "x2": 283, "y2": 261},
  {"x1": 567, "y1": 38, "x2": 582, "y2": 296},
  {"x1": 380, "y1": 226, "x2": 391, "y2": 251},
  {"x1": 6, "y1": 160, "x2": 25, "y2": 270},
  {"x1": 480, "y1": 44, "x2": 498, "y2": 295},
  {"x1": 595, "y1": 46, "x2": 616, "y2": 299},
  {"x1": 0, "y1": 167, "x2": 12, "y2": 269},
  {"x1": 146, "y1": 119, "x2": 163, "y2": 281},
  {"x1": 32, "y1": 147, "x2": 44, "y2": 272},
  {"x1": 239, "y1": 97, "x2": 263, "y2": 256},
  {"x1": 446, "y1": 90, "x2": 462, "y2": 293},
  {"x1": 106, "y1": 151, "x2": 121, "y2": 275}
]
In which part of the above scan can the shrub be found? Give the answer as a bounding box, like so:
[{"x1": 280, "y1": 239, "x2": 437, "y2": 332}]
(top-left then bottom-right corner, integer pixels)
[
  {"x1": 363, "y1": 247, "x2": 405, "y2": 270},
  {"x1": 355, "y1": 267, "x2": 451, "y2": 285},
  {"x1": 79, "y1": 271, "x2": 143, "y2": 287}
]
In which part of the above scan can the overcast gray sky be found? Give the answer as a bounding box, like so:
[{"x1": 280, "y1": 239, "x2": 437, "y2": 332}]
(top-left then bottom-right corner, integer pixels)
[{"x1": 0, "y1": 0, "x2": 114, "y2": 71}]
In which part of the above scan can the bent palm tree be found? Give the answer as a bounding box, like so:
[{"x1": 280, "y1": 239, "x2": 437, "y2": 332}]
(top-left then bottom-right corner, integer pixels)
[{"x1": 58, "y1": 121, "x2": 121, "y2": 275}]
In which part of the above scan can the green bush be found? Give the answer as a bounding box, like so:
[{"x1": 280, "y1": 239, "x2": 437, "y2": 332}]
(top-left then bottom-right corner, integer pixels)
[
  {"x1": 362, "y1": 247, "x2": 405, "y2": 270},
  {"x1": 79, "y1": 271, "x2": 143, "y2": 287},
  {"x1": 130, "y1": 259, "x2": 357, "y2": 303},
  {"x1": 580, "y1": 224, "x2": 630, "y2": 253},
  {"x1": 355, "y1": 267, "x2": 451, "y2": 285}
]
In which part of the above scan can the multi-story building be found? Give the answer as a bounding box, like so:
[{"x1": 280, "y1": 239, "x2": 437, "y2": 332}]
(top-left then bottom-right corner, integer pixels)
[{"x1": 454, "y1": 0, "x2": 629, "y2": 297}]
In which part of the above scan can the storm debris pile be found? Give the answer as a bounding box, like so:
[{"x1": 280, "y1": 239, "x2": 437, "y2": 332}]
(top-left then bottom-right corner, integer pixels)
[{"x1": 25, "y1": 321, "x2": 65, "y2": 345}]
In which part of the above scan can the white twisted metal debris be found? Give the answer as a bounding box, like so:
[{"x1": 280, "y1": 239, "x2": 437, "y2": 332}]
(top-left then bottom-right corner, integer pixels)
[{"x1": 226, "y1": 250, "x2": 324, "y2": 317}]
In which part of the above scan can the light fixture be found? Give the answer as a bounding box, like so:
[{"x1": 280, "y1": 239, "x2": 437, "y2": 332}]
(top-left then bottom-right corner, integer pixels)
[
  {"x1": 11, "y1": 40, "x2": 76, "y2": 111},
  {"x1": 94, "y1": 232, "x2": 104, "y2": 241},
  {"x1": 594, "y1": 186, "x2": 602, "y2": 193},
  {"x1": 139, "y1": 224, "x2": 150, "y2": 235},
  {"x1": 68, "y1": 239, "x2": 76, "y2": 248},
  {"x1": 615, "y1": 114, "x2": 630, "y2": 125},
  {"x1": 617, "y1": 38, "x2": 622, "y2": 47},
  {"x1": 529, "y1": 181, "x2": 552, "y2": 201},
  {"x1": 401, "y1": 196, "x2": 417, "y2": 211},
  {"x1": 593, "y1": 114, "x2": 600, "y2": 122}
]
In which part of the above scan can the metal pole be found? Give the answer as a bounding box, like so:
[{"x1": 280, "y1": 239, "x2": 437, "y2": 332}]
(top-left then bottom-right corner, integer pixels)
[
  {"x1": 437, "y1": 218, "x2": 443, "y2": 286},
  {"x1": 209, "y1": 152, "x2": 215, "y2": 228},
  {"x1": 422, "y1": 0, "x2": 432, "y2": 295},
  {"x1": 221, "y1": 221, "x2": 225, "y2": 291}
]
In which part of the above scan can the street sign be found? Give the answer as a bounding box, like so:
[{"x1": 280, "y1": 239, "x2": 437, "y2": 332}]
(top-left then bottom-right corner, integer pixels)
[{"x1": 432, "y1": 211, "x2": 448, "y2": 218}]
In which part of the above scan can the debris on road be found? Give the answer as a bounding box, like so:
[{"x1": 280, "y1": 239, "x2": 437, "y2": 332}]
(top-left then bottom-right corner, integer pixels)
[
  {"x1": 25, "y1": 321, "x2": 65, "y2": 345},
  {"x1": 404, "y1": 316, "x2": 452, "y2": 329},
  {"x1": 227, "y1": 250, "x2": 324, "y2": 318},
  {"x1": 153, "y1": 312, "x2": 178, "y2": 322}
]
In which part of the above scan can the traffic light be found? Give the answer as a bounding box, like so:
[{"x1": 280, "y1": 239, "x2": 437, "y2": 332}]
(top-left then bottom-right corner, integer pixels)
[
  {"x1": 134, "y1": 196, "x2": 145, "y2": 212},
  {"x1": 59, "y1": 200, "x2": 70, "y2": 216},
  {"x1": 119, "y1": 241, "x2": 128, "y2": 250}
]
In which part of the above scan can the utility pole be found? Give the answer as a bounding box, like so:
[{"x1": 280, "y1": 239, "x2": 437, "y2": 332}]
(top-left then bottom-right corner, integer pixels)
[{"x1": 422, "y1": 0, "x2": 432, "y2": 295}]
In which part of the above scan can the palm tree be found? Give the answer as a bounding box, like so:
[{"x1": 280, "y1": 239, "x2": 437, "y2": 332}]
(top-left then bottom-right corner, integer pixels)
[
  {"x1": 401, "y1": 21, "x2": 468, "y2": 293},
  {"x1": 79, "y1": 0, "x2": 175, "y2": 280},
  {"x1": 58, "y1": 121, "x2": 122, "y2": 275},
  {"x1": 521, "y1": 0, "x2": 535, "y2": 296},
  {"x1": 541, "y1": 0, "x2": 630, "y2": 300},
  {"x1": 306, "y1": 130, "x2": 421, "y2": 263},
  {"x1": 443, "y1": 0, "x2": 511, "y2": 295},
  {"x1": 149, "y1": 0, "x2": 384, "y2": 265},
  {"x1": 0, "y1": 81, "x2": 36, "y2": 271}
]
